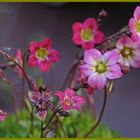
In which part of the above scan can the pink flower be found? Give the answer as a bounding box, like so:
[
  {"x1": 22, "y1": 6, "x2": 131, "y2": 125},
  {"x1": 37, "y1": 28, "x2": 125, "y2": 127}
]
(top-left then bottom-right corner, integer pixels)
[
  {"x1": 116, "y1": 36, "x2": 140, "y2": 68},
  {"x1": 72, "y1": 18, "x2": 105, "y2": 49},
  {"x1": 129, "y1": 6, "x2": 140, "y2": 41},
  {"x1": 28, "y1": 90, "x2": 51, "y2": 121},
  {"x1": 79, "y1": 49, "x2": 122, "y2": 90},
  {"x1": 0, "y1": 109, "x2": 7, "y2": 121},
  {"x1": 28, "y1": 38, "x2": 60, "y2": 72},
  {"x1": 56, "y1": 88, "x2": 85, "y2": 111},
  {"x1": 15, "y1": 49, "x2": 23, "y2": 77}
]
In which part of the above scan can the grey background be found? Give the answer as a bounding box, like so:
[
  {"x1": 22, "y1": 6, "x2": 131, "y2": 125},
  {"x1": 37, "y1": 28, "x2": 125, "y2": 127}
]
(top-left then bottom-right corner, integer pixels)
[{"x1": 0, "y1": 2, "x2": 139, "y2": 137}]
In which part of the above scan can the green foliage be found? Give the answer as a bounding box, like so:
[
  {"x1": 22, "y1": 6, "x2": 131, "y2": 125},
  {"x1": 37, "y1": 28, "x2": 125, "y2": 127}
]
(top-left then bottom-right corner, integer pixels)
[
  {"x1": 57, "y1": 110, "x2": 119, "y2": 138},
  {"x1": 0, "y1": 110, "x2": 119, "y2": 138}
]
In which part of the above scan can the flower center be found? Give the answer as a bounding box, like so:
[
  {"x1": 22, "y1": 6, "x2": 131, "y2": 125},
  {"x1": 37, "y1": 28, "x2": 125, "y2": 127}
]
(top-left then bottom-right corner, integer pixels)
[
  {"x1": 80, "y1": 28, "x2": 93, "y2": 41},
  {"x1": 35, "y1": 48, "x2": 48, "y2": 60},
  {"x1": 64, "y1": 97, "x2": 73, "y2": 107},
  {"x1": 36, "y1": 98, "x2": 49, "y2": 111},
  {"x1": 135, "y1": 20, "x2": 140, "y2": 33},
  {"x1": 121, "y1": 47, "x2": 133, "y2": 57},
  {"x1": 96, "y1": 62, "x2": 107, "y2": 74}
]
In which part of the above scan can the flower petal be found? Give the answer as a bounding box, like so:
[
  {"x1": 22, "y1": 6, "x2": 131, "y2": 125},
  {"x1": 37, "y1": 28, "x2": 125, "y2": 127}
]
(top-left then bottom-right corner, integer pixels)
[
  {"x1": 39, "y1": 38, "x2": 52, "y2": 49},
  {"x1": 28, "y1": 90, "x2": 39, "y2": 103},
  {"x1": 116, "y1": 36, "x2": 133, "y2": 49},
  {"x1": 72, "y1": 33, "x2": 82, "y2": 45},
  {"x1": 28, "y1": 55, "x2": 38, "y2": 67},
  {"x1": 129, "y1": 18, "x2": 135, "y2": 34},
  {"x1": 0, "y1": 109, "x2": 7, "y2": 121},
  {"x1": 81, "y1": 40, "x2": 94, "y2": 49},
  {"x1": 129, "y1": 55, "x2": 140, "y2": 68},
  {"x1": 83, "y1": 18, "x2": 98, "y2": 30},
  {"x1": 106, "y1": 64, "x2": 123, "y2": 79},
  {"x1": 79, "y1": 64, "x2": 94, "y2": 77},
  {"x1": 48, "y1": 49, "x2": 60, "y2": 63},
  {"x1": 65, "y1": 88, "x2": 75, "y2": 97},
  {"x1": 29, "y1": 41, "x2": 39, "y2": 53},
  {"x1": 88, "y1": 73, "x2": 106, "y2": 90},
  {"x1": 94, "y1": 31, "x2": 105, "y2": 44},
  {"x1": 84, "y1": 48, "x2": 102, "y2": 65},
  {"x1": 72, "y1": 22, "x2": 83, "y2": 33},
  {"x1": 38, "y1": 61, "x2": 51, "y2": 72},
  {"x1": 55, "y1": 91, "x2": 64, "y2": 101},
  {"x1": 36, "y1": 110, "x2": 47, "y2": 121},
  {"x1": 131, "y1": 33, "x2": 140, "y2": 41},
  {"x1": 134, "y1": 6, "x2": 140, "y2": 20},
  {"x1": 102, "y1": 50, "x2": 119, "y2": 66}
]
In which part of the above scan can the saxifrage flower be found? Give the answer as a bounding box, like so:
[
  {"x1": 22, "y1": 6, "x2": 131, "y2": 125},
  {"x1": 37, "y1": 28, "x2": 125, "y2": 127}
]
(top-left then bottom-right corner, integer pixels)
[
  {"x1": 116, "y1": 36, "x2": 140, "y2": 68},
  {"x1": 28, "y1": 38, "x2": 60, "y2": 72},
  {"x1": 129, "y1": 6, "x2": 140, "y2": 41},
  {"x1": 79, "y1": 49, "x2": 122, "y2": 90},
  {"x1": 28, "y1": 89, "x2": 51, "y2": 121},
  {"x1": 72, "y1": 18, "x2": 105, "y2": 49},
  {"x1": 56, "y1": 88, "x2": 85, "y2": 111}
]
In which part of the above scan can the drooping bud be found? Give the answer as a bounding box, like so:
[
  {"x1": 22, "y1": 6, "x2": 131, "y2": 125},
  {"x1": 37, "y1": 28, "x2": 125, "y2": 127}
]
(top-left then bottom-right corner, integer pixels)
[{"x1": 121, "y1": 65, "x2": 129, "y2": 74}]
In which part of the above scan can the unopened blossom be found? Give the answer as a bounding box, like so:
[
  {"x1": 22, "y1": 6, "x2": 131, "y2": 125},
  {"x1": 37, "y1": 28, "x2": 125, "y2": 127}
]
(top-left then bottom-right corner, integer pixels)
[
  {"x1": 84, "y1": 86, "x2": 94, "y2": 95},
  {"x1": 129, "y1": 6, "x2": 140, "y2": 41},
  {"x1": 28, "y1": 38, "x2": 60, "y2": 72},
  {"x1": 0, "y1": 109, "x2": 7, "y2": 121},
  {"x1": 116, "y1": 36, "x2": 140, "y2": 68},
  {"x1": 79, "y1": 49, "x2": 122, "y2": 90},
  {"x1": 28, "y1": 90, "x2": 51, "y2": 121},
  {"x1": 56, "y1": 88, "x2": 85, "y2": 111},
  {"x1": 15, "y1": 49, "x2": 23, "y2": 77},
  {"x1": 72, "y1": 18, "x2": 105, "y2": 49}
]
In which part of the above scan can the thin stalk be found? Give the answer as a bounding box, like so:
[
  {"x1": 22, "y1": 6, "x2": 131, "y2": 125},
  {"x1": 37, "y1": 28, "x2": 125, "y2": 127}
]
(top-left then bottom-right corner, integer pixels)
[
  {"x1": 43, "y1": 106, "x2": 61, "y2": 131},
  {"x1": 83, "y1": 85, "x2": 108, "y2": 138},
  {"x1": 30, "y1": 105, "x2": 34, "y2": 136},
  {"x1": 40, "y1": 121, "x2": 44, "y2": 138}
]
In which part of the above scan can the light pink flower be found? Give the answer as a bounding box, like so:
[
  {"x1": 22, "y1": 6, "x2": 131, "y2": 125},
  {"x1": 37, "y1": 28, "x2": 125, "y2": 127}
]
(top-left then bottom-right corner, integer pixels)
[
  {"x1": 79, "y1": 49, "x2": 122, "y2": 90},
  {"x1": 0, "y1": 109, "x2": 7, "y2": 121},
  {"x1": 15, "y1": 49, "x2": 23, "y2": 77},
  {"x1": 56, "y1": 88, "x2": 85, "y2": 111},
  {"x1": 72, "y1": 18, "x2": 105, "y2": 49},
  {"x1": 28, "y1": 38, "x2": 60, "y2": 72},
  {"x1": 116, "y1": 36, "x2": 140, "y2": 68},
  {"x1": 129, "y1": 6, "x2": 140, "y2": 41}
]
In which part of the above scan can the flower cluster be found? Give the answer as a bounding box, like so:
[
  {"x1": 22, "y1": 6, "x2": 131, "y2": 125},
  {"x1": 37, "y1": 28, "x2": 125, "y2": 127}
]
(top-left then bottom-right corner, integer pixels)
[
  {"x1": 1, "y1": 6, "x2": 140, "y2": 135},
  {"x1": 77, "y1": 6, "x2": 140, "y2": 91}
]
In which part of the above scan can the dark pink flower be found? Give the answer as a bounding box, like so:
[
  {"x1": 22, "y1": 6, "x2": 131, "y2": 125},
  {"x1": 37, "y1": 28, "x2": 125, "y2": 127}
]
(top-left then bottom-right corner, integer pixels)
[
  {"x1": 28, "y1": 90, "x2": 51, "y2": 121},
  {"x1": 72, "y1": 18, "x2": 105, "y2": 49},
  {"x1": 116, "y1": 36, "x2": 140, "y2": 68},
  {"x1": 0, "y1": 109, "x2": 7, "y2": 121},
  {"x1": 56, "y1": 88, "x2": 85, "y2": 111},
  {"x1": 79, "y1": 49, "x2": 122, "y2": 90},
  {"x1": 129, "y1": 6, "x2": 140, "y2": 41},
  {"x1": 15, "y1": 49, "x2": 23, "y2": 77},
  {"x1": 28, "y1": 38, "x2": 60, "y2": 72}
]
